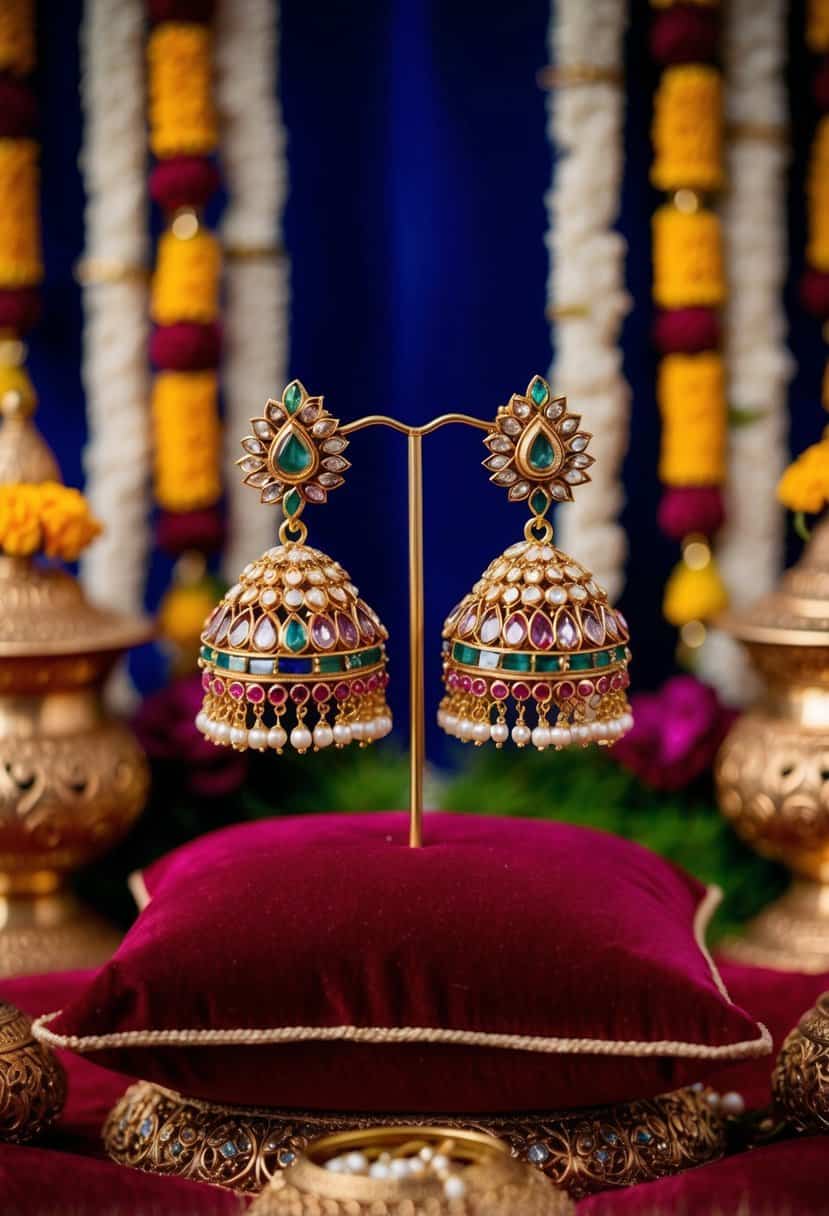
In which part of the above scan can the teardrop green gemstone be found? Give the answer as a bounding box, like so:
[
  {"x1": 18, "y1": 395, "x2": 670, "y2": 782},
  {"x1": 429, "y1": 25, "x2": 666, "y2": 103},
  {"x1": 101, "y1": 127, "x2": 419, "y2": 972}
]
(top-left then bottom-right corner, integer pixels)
[
  {"x1": 283, "y1": 488, "x2": 302, "y2": 516},
  {"x1": 284, "y1": 383, "x2": 303, "y2": 415},
  {"x1": 530, "y1": 488, "x2": 549, "y2": 516},
  {"x1": 284, "y1": 618, "x2": 307, "y2": 652},
  {"x1": 530, "y1": 377, "x2": 549, "y2": 407},
  {"x1": 275, "y1": 430, "x2": 313, "y2": 476},
  {"x1": 528, "y1": 430, "x2": 556, "y2": 472}
]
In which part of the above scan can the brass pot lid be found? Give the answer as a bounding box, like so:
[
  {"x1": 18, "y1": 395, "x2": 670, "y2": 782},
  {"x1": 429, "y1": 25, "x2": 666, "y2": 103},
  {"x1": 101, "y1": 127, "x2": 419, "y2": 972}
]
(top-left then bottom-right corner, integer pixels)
[
  {"x1": 720, "y1": 519, "x2": 829, "y2": 647},
  {"x1": 0, "y1": 557, "x2": 152, "y2": 658}
]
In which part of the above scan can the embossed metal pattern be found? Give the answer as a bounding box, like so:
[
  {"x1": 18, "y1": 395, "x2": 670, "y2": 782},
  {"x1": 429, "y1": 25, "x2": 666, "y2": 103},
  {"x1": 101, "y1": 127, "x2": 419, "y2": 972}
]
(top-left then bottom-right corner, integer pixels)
[
  {"x1": 0, "y1": 1002, "x2": 66, "y2": 1143},
  {"x1": 102, "y1": 1081, "x2": 725, "y2": 1200},
  {"x1": 772, "y1": 991, "x2": 829, "y2": 1134}
]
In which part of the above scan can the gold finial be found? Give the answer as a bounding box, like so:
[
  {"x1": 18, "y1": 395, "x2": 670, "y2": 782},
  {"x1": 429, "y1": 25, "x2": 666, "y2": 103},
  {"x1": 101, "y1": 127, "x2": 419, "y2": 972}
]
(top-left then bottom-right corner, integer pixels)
[{"x1": 0, "y1": 360, "x2": 60, "y2": 485}]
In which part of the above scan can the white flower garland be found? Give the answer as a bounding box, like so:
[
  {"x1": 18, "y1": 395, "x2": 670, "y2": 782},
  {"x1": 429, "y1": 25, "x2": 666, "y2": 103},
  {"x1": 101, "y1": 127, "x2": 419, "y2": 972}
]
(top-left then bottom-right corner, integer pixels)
[
  {"x1": 77, "y1": 0, "x2": 151, "y2": 624},
  {"x1": 697, "y1": 0, "x2": 792, "y2": 703},
  {"x1": 546, "y1": 0, "x2": 631, "y2": 603},
  {"x1": 215, "y1": 0, "x2": 289, "y2": 581}
]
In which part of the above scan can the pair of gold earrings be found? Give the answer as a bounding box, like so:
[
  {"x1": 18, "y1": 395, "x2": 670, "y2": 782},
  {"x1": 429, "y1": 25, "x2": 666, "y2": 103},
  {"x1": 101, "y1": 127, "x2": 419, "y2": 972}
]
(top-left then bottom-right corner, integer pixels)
[{"x1": 195, "y1": 376, "x2": 632, "y2": 754}]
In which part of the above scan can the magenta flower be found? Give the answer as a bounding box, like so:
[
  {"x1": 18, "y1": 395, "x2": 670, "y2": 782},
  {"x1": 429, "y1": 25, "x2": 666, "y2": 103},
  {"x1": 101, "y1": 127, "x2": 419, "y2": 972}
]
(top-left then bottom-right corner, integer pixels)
[{"x1": 612, "y1": 674, "x2": 736, "y2": 792}]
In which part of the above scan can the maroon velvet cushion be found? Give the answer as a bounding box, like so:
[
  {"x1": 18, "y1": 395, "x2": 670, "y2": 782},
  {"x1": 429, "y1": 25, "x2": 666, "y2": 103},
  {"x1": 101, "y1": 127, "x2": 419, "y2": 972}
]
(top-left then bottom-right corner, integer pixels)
[{"x1": 36, "y1": 813, "x2": 770, "y2": 1113}]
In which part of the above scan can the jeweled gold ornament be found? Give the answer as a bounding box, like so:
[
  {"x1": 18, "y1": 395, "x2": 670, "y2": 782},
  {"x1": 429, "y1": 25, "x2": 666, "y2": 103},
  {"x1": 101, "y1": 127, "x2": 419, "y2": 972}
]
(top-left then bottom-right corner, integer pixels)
[
  {"x1": 251, "y1": 1127, "x2": 572, "y2": 1215},
  {"x1": 772, "y1": 991, "x2": 829, "y2": 1134},
  {"x1": 0, "y1": 1002, "x2": 66, "y2": 1143},
  {"x1": 197, "y1": 382, "x2": 391, "y2": 754},
  {"x1": 438, "y1": 376, "x2": 632, "y2": 750}
]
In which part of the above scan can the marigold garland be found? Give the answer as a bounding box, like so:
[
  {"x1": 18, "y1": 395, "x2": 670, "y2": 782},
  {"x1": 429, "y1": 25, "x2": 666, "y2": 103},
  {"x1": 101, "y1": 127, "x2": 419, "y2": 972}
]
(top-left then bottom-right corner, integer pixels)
[
  {"x1": 0, "y1": 482, "x2": 101, "y2": 560},
  {"x1": 658, "y1": 354, "x2": 727, "y2": 486},
  {"x1": 808, "y1": 0, "x2": 829, "y2": 52},
  {"x1": 0, "y1": 0, "x2": 33, "y2": 76},
  {"x1": 652, "y1": 206, "x2": 724, "y2": 310},
  {"x1": 806, "y1": 117, "x2": 829, "y2": 271},
  {"x1": 778, "y1": 432, "x2": 829, "y2": 515},
  {"x1": 147, "y1": 23, "x2": 218, "y2": 158},
  {"x1": 0, "y1": 139, "x2": 42, "y2": 286},
  {"x1": 150, "y1": 228, "x2": 221, "y2": 325},
  {"x1": 651, "y1": 65, "x2": 724, "y2": 193},
  {"x1": 151, "y1": 370, "x2": 221, "y2": 512}
]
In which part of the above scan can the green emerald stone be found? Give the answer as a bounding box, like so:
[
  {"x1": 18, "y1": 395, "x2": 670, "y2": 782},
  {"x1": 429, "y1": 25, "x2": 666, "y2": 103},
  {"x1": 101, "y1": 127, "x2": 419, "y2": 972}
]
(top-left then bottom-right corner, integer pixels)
[
  {"x1": 530, "y1": 377, "x2": 549, "y2": 407},
  {"x1": 275, "y1": 431, "x2": 313, "y2": 477},
  {"x1": 570, "y1": 653, "x2": 592, "y2": 671},
  {"x1": 594, "y1": 651, "x2": 610, "y2": 668},
  {"x1": 530, "y1": 489, "x2": 549, "y2": 516},
  {"x1": 452, "y1": 642, "x2": 479, "y2": 665},
  {"x1": 364, "y1": 647, "x2": 381, "y2": 665},
  {"x1": 283, "y1": 488, "x2": 302, "y2": 516},
  {"x1": 216, "y1": 651, "x2": 231, "y2": 669},
  {"x1": 535, "y1": 655, "x2": 560, "y2": 673},
  {"x1": 284, "y1": 383, "x2": 303, "y2": 415},
  {"x1": 615, "y1": 646, "x2": 627, "y2": 662},
  {"x1": 318, "y1": 655, "x2": 344, "y2": 673},
  {"x1": 284, "y1": 619, "x2": 308, "y2": 653},
  {"x1": 501, "y1": 652, "x2": 532, "y2": 672},
  {"x1": 528, "y1": 430, "x2": 556, "y2": 473}
]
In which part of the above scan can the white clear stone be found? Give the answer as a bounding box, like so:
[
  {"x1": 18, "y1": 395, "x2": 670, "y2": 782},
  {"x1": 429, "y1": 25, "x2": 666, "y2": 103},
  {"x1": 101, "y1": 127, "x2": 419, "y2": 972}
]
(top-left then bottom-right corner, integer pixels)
[
  {"x1": 284, "y1": 588, "x2": 304, "y2": 608},
  {"x1": 565, "y1": 469, "x2": 587, "y2": 484},
  {"x1": 502, "y1": 587, "x2": 520, "y2": 605},
  {"x1": 521, "y1": 586, "x2": 542, "y2": 605},
  {"x1": 546, "y1": 401, "x2": 564, "y2": 419},
  {"x1": 493, "y1": 469, "x2": 518, "y2": 486},
  {"x1": 431, "y1": 1155, "x2": 449, "y2": 1171},
  {"x1": 369, "y1": 1162, "x2": 391, "y2": 1179},
  {"x1": 546, "y1": 587, "x2": 567, "y2": 605},
  {"x1": 568, "y1": 585, "x2": 588, "y2": 602},
  {"x1": 570, "y1": 454, "x2": 592, "y2": 468},
  {"x1": 390, "y1": 1159, "x2": 411, "y2": 1178},
  {"x1": 505, "y1": 542, "x2": 529, "y2": 556},
  {"x1": 267, "y1": 725, "x2": 287, "y2": 750},
  {"x1": 444, "y1": 1177, "x2": 466, "y2": 1200},
  {"x1": 570, "y1": 434, "x2": 589, "y2": 451},
  {"x1": 561, "y1": 417, "x2": 578, "y2": 434},
  {"x1": 487, "y1": 454, "x2": 509, "y2": 470},
  {"x1": 284, "y1": 569, "x2": 303, "y2": 585},
  {"x1": 489, "y1": 435, "x2": 512, "y2": 453}
]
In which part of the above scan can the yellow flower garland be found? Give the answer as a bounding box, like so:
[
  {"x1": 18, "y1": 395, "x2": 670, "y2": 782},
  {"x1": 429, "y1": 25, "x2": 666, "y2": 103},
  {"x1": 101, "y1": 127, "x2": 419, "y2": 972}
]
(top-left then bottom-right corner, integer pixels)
[
  {"x1": 778, "y1": 431, "x2": 829, "y2": 515},
  {"x1": 808, "y1": 0, "x2": 829, "y2": 52},
  {"x1": 0, "y1": 482, "x2": 101, "y2": 560},
  {"x1": 658, "y1": 353, "x2": 727, "y2": 486},
  {"x1": 651, "y1": 66, "x2": 724, "y2": 194},
  {"x1": 150, "y1": 229, "x2": 221, "y2": 326},
  {"x1": 0, "y1": 0, "x2": 33, "y2": 76},
  {"x1": 806, "y1": 117, "x2": 829, "y2": 272},
  {"x1": 151, "y1": 371, "x2": 222, "y2": 512},
  {"x1": 0, "y1": 139, "x2": 42, "y2": 288},
  {"x1": 652, "y1": 205, "x2": 725, "y2": 310},
  {"x1": 147, "y1": 23, "x2": 218, "y2": 158}
]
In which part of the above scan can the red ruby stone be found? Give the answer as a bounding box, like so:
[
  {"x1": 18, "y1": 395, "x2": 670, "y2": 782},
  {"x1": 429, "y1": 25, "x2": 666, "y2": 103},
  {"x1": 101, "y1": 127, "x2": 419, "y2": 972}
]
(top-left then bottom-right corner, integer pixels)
[
  {"x1": 211, "y1": 677, "x2": 224, "y2": 696},
  {"x1": 246, "y1": 685, "x2": 264, "y2": 704},
  {"x1": 334, "y1": 682, "x2": 350, "y2": 701},
  {"x1": 366, "y1": 674, "x2": 379, "y2": 692},
  {"x1": 460, "y1": 675, "x2": 472, "y2": 693},
  {"x1": 596, "y1": 676, "x2": 610, "y2": 694},
  {"x1": 532, "y1": 683, "x2": 552, "y2": 701},
  {"x1": 610, "y1": 673, "x2": 623, "y2": 691},
  {"x1": 490, "y1": 681, "x2": 509, "y2": 701},
  {"x1": 577, "y1": 680, "x2": 594, "y2": 698},
  {"x1": 558, "y1": 681, "x2": 575, "y2": 700},
  {"x1": 471, "y1": 678, "x2": 487, "y2": 697},
  {"x1": 513, "y1": 683, "x2": 531, "y2": 701},
  {"x1": 268, "y1": 685, "x2": 287, "y2": 706},
  {"x1": 313, "y1": 683, "x2": 331, "y2": 702},
  {"x1": 201, "y1": 671, "x2": 212, "y2": 691},
  {"x1": 228, "y1": 682, "x2": 245, "y2": 700},
  {"x1": 290, "y1": 685, "x2": 310, "y2": 704},
  {"x1": 351, "y1": 680, "x2": 366, "y2": 696},
  {"x1": 447, "y1": 671, "x2": 460, "y2": 691}
]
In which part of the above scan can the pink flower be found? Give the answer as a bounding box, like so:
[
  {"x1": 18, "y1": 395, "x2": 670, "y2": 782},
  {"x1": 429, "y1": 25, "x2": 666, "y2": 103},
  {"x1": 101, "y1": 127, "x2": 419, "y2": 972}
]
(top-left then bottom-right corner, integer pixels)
[{"x1": 612, "y1": 675, "x2": 736, "y2": 791}]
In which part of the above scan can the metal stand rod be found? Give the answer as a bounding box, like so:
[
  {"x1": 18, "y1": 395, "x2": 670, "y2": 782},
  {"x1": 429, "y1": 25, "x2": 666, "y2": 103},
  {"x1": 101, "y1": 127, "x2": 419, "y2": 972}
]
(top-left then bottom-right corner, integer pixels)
[{"x1": 408, "y1": 431, "x2": 425, "y2": 848}]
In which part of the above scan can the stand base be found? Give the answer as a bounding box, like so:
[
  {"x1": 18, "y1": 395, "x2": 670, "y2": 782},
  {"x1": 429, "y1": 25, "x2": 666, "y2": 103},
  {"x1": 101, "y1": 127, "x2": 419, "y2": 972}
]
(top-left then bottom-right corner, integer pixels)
[
  {"x1": 720, "y1": 878, "x2": 829, "y2": 973},
  {"x1": 0, "y1": 888, "x2": 121, "y2": 978}
]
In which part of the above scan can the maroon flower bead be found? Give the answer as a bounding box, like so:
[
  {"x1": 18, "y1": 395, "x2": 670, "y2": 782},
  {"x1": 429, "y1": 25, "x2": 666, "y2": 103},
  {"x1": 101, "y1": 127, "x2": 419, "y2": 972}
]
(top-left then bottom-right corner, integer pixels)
[
  {"x1": 148, "y1": 0, "x2": 216, "y2": 25},
  {"x1": 650, "y1": 6, "x2": 719, "y2": 65},
  {"x1": 652, "y1": 308, "x2": 721, "y2": 354},
  {"x1": 0, "y1": 287, "x2": 40, "y2": 335},
  {"x1": 156, "y1": 507, "x2": 225, "y2": 556},
  {"x1": 658, "y1": 486, "x2": 725, "y2": 541},
  {"x1": 814, "y1": 56, "x2": 829, "y2": 112},
  {"x1": 150, "y1": 155, "x2": 221, "y2": 210},
  {"x1": 800, "y1": 268, "x2": 829, "y2": 319},
  {"x1": 150, "y1": 321, "x2": 221, "y2": 371},
  {"x1": 0, "y1": 75, "x2": 37, "y2": 138}
]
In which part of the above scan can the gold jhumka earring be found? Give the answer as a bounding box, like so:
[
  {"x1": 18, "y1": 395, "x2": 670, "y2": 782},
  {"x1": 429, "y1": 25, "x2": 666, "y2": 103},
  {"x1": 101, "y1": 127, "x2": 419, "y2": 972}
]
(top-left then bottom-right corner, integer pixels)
[
  {"x1": 196, "y1": 381, "x2": 391, "y2": 753},
  {"x1": 438, "y1": 375, "x2": 632, "y2": 750}
]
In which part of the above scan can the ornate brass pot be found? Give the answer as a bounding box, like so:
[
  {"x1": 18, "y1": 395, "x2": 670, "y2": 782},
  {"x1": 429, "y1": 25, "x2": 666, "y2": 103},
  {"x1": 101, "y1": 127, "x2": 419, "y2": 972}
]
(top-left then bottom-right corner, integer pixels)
[
  {"x1": 0, "y1": 392, "x2": 151, "y2": 976},
  {"x1": 715, "y1": 520, "x2": 829, "y2": 971}
]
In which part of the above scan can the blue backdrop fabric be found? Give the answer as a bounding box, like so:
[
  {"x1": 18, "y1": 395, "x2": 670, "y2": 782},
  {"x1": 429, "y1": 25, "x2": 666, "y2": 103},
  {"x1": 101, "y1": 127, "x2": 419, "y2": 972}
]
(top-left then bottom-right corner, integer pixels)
[{"x1": 26, "y1": 0, "x2": 827, "y2": 757}]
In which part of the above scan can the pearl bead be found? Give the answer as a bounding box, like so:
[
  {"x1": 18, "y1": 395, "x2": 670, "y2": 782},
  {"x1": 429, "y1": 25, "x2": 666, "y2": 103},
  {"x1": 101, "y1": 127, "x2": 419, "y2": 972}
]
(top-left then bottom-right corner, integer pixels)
[
  {"x1": 290, "y1": 725, "x2": 312, "y2": 752},
  {"x1": 350, "y1": 720, "x2": 365, "y2": 740},
  {"x1": 720, "y1": 1091, "x2": 745, "y2": 1116},
  {"x1": 550, "y1": 727, "x2": 568, "y2": 747},
  {"x1": 363, "y1": 718, "x2": 378, "y2": 741},
  {"x1": 230, "y1": 726, "x2": 248, "y2": 748},
  {"x1": 380, "y1": 714, "x2": 393, "y2": 736},
  {"x1": 512, "y1": 723, "x2": 531, "y2": 747},
  {"x1": 431, "y1": 1154, "x2": 449, "y2": 1171},
  {"x1": 419, "y1": 1147, "x2": 434, "y2": 1162},
  {"x1": 444, "y1": 713, "x2": 458, "y2": 734},
  {"x1": 333, "y1": 722, "x2": 352, "y2": 747},
  {"x1": 214, "y1": 722, "x2": 231, "y2": 745},
  {"x1": 324, "y1": 1157, "x2": 346, "y2": 1173},
  {"x1": 369, "y1": 1162, "x2": 391, "y2": 1178},
  {"x1": 472, "y1": 721, "x2": 491, "y2": 743},
  {"x1": 248, "y1": 726, "x2": 268, "y2": 751},
  {"x1": 459, "y1": 718, "x2": 476, "y2": 741},
  {"x1": 195, "y1": 711, "x2": 207, "y2": 734},
  {"x1": 532, "y1": 726, "x2": 551, "y2": 750},
  {"x1": 443, "y1": 1176, "x2": 466, "y2": 1200},
  {"x1": 313, "y1": 723, "x2": 334, "y2": 749},
  {"x1": 267, "y1": 725, "x2": 287, "y2": 750},
  {"x1": 345, "y1": 1152, "x2": 368, "y2": 1172},
  {"x1": 490, "y1": 722, "x2": 509, "y2": 744},
  {"x1": 437, "y1": 709, "x2": 446, "y2": 728},
  {"x1": 390, "y1": 1159, "x2": 411, "y2": 1178}
]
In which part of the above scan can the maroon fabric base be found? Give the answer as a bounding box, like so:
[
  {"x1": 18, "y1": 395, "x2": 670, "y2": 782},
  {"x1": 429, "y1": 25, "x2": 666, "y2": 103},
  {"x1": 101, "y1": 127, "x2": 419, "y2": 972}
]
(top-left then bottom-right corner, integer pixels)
[
  {"x1": 2, "y1": 963, "x2": 828, "y2": 1214},
  {"x1": 45, "y1": 814, "x2": 766, "y2": 1112}
]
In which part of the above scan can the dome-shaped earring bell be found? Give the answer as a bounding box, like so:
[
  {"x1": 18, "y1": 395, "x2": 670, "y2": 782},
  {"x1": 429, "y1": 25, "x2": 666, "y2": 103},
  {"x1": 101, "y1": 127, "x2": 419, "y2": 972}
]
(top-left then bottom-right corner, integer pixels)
[
  {"x1": 196, "y1": 382, "x2": 392, "y2": 754},
  {"x1": 438, "y1": 375, "x2": 632, "y2": 751}
]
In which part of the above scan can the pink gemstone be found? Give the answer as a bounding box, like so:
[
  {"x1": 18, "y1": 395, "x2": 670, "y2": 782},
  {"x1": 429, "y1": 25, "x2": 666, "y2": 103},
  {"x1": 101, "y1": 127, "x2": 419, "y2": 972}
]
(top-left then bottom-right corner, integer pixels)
[
  {"x1": 610, "y1": 673, "x2": 623, "y2": 691},
  {"x1": 529, "y1": 612, "x2": 554, "y2": 651},
  {"x1": 555, "y1": 611, "x2": 578, "y2": 649},
  {"x1": 352, "y1": 679, "x2": 366, "y2": 696},
  {"x1": 621, "y1": 669, "x2": 630, "y2": 688},
  {"x1": 310, "y1": 615, "x2": 336, "y2": 650},
  {"x1": 504, "y1": 613, "x2": 528, "y2": 647},
  {"x1": 356, "y1": 604, "x2": 376, "y2": 642},
  {"x1": 582, "y1": 610, "x2": 605, "y2": 646},
  {"x1": 532, "y1": 683, "x2": 551, "y2": 701},
  {"x1": 246, "y1": 684, "x2": 265, "y2": 703},
  {"x1": 447, "y1": 671, "x2": 460, "y2": 691},
  {"x1": 312, "y1": 683, "x2": 331, "y2": 702},
  {"x1": 558, "y1": 681, "x2": 575, "y2": 701},
  {"x1": 596, "y1": 676, "x2": 609, "y2": 694},
  {"x1": 268, "y1": 685, "x2": 287, "y2": 706},
  {"x1": 513, "y1": 682, "x2": 531, "y2": 701},
  {"x1": 291, "y1": 684, "x2": 310, "y2": 704},
  {"x1": 202, "y1": 671, "x2": 212, "y2": 691},
  {"x1": 577, "y1": 680, "x2": 594, "y2": 698},
  {"x1": 229, "y1": 682, "x2": 245, "y2": 699},
  {"x1": 460, "y1": 675, "x2": 472, "y2": 693},
  {"x1": 458, "y1": 606, "x2": 479, "y2": 637},
  {"x1": 479, "y1": 607, "x2": 501, "y2": 644},
  {"x1": 471, "y1": 678, "x2": 487, "y2": 696},
  {"x1": 336, "y1": 612, "x2": 359, "y2": 648},
  {"x1": 366, "y1": 674, "x2": 379, "y2": 692},
  {"x1": 211, "y1": 677, "x2": 225, "y2": 695},
  {"x1": 334, "y1": 682, "x2": 350, "y2": 700},
  {"x1": 382, "y1": 672, "x2": 390, "y2": 688},
  {"x1": 491, "y1": 681, "x2": 509, "y2": 701}
]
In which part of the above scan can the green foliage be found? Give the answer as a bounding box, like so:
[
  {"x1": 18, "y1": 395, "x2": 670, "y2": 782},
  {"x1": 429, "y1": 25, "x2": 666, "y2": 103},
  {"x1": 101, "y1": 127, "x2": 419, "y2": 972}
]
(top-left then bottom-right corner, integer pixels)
[{"x1": 79, "y1": 743, "x2": 785, "y2": 941}]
